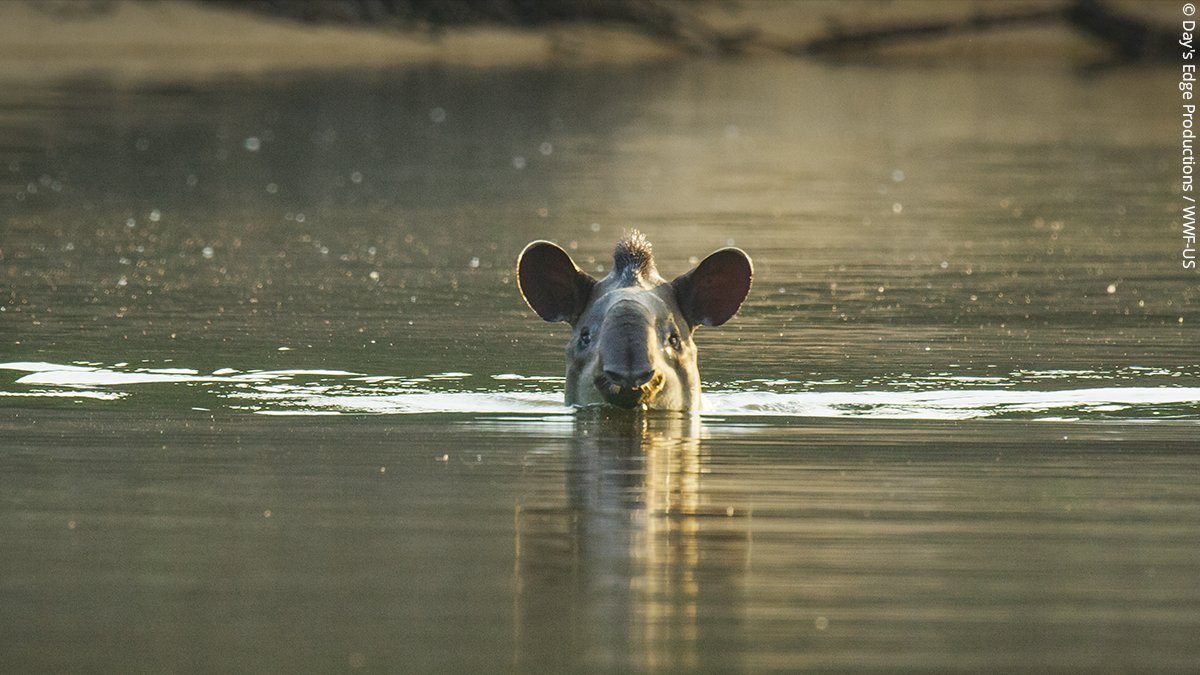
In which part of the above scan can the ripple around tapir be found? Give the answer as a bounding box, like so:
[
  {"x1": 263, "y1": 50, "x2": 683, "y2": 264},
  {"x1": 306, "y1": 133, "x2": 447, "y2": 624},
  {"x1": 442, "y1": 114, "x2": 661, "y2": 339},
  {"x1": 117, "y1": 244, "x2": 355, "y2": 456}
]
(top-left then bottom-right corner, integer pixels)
[{"x1": 3, "y1": 361, "x2": 1198, "y2": 422}]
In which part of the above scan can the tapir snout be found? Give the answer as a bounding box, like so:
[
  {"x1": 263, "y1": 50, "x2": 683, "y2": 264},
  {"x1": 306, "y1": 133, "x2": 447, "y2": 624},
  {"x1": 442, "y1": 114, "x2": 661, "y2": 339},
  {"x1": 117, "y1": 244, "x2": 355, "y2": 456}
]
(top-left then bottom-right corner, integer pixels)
[
  {"x1": 592, "y1": 298, "x2": 665, "y2": 407},
  {"x1": 517, "y1": 230, "x2": 752, "y2": 411}
]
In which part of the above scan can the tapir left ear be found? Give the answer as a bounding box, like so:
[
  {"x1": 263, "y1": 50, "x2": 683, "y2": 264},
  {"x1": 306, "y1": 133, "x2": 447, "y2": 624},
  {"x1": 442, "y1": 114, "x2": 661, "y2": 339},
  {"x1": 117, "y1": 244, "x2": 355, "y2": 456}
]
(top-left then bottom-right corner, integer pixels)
[
  {"x1": 672, "y1": 247, "x2": 753, "y2": 327},
  {"x1": 517, "y1": 241, "x2": 597, "y2": 324}
]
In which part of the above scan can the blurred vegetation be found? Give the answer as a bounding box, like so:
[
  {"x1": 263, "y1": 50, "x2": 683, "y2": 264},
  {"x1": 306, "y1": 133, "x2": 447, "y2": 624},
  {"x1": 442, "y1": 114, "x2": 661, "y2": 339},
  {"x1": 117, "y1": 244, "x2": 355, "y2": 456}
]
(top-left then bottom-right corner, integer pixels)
[
  {"x1": 28, "y1": 0, "x2": 1180, "y2": 63},
  {"x1": 203, "y1": 0, "x2": 754, "y2": 53},
  {"x1": 199, "y1": 0, "x2": 1176, "y2": 61}
]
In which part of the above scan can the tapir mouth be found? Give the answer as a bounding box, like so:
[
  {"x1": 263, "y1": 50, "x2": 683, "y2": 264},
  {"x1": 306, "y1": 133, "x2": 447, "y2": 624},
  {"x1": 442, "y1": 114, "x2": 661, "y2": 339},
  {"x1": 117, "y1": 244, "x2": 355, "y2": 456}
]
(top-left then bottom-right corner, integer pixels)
[{"x1": 593, "y1": 371, "x2": 666, "y2": 409}]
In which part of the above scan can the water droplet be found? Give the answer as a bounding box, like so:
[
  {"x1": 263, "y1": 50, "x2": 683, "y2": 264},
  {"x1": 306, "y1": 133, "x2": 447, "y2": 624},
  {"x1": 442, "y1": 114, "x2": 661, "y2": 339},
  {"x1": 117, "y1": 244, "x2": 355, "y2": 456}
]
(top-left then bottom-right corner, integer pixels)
[
  {"x1": 814, "y1": 616, "x2": 829, "y2": 630},
  {"x1": 368, "y1": 271, "x2": 380, "y2": 281},
  {"x1": 186, "y1": 174, "x2": 198, "y2": 187},
  {"x1": 117, "y1": 276, "x2": 128, "y2": 287},
  {"x1": 1106, "y1": 283, "x2": 1117, "y2": 294},
  {"x1": 469, "y1": 257, "x2": 480, "y2": 268},
  {"x1": 939, "y1": 260, "x2": 949, "y2": 269},
  {"x1": 892, "y1": 202, "x2": 903, "y2": 214},
  {"x1": 202, "y1": 246, "x2": 215, "y2": 259},
  {"x1": 126, "y1": 218, "x2": 136, "y2": 228},
  {"x1": 429, "y1": 107, "x2": 446, "y2": 123},
  {"x1": 350, "y1": 171, "x2": 363, "y2": 184},
  {"x1": 295, "y1": 213, "x2": 306, "y2": 223},
  {"x1": 148, "y1": 209, "x2": 161, "y2": 222},
  {"x1": 265, "y1": 183, "x2": 278, "y2": 194},
  {"x1": 891, "y1": 169, "x2": 905, "y2": 182},
  {"x1": 590, "y1": 222, "x2": 601, "y2": 232},
  {"x1": 512, "y1": 156, "x2": 526, "y2": 169},
  {"x1": 539, "y1": 142, "x2": 553, "y2": 156},
  {"x1": 244, "y1": 137, "x2": 261, "y2": 152}
]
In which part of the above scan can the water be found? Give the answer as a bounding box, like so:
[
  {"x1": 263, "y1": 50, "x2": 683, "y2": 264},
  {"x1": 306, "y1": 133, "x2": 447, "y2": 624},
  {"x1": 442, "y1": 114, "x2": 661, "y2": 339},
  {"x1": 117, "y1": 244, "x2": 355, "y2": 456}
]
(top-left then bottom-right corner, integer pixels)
[
  {"x1": 3, "y1": 60, "x2": 1199, "y2": 671},
  {"x1": 3, "y1": 360, "x2": 1200, "y2": 421}
]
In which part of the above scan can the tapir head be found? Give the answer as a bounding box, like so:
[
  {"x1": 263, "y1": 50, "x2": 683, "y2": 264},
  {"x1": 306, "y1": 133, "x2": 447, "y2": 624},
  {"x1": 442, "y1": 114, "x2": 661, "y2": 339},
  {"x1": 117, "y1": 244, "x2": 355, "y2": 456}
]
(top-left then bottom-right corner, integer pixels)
[{"x1": 518, "y1": 231, "x2": 752, "y2": 411}]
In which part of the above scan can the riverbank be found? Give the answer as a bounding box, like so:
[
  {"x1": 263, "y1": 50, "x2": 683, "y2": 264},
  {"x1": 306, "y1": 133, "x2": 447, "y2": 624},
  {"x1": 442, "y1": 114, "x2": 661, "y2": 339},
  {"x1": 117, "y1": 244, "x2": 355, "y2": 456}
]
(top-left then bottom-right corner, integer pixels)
[{"x1": 0, "y1": 1, "x2": 1177, "y2": 84}]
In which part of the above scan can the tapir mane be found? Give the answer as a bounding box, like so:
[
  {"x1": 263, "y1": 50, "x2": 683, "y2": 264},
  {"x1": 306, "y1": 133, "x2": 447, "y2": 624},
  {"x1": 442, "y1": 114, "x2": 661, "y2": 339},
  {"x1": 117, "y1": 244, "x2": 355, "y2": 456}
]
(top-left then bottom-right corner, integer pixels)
[{"x1": 612, "y1": 229, "x2": 657, "y2": 281}]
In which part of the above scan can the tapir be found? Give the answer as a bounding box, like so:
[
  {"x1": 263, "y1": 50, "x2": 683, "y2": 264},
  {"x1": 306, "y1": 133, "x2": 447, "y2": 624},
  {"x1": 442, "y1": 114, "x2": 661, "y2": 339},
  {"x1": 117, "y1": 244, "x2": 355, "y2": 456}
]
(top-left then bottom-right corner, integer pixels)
[{"x1": 517, "y1": 230, "x2": 752, "y2": 410}]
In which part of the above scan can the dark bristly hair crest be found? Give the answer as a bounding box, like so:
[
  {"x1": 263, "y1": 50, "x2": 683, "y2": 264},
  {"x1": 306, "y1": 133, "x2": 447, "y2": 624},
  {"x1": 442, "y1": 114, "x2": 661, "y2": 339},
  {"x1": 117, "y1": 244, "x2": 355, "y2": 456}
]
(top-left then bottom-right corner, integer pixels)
[{"x1": 612, "y1": 229, "x2": 656, "y2": 280}]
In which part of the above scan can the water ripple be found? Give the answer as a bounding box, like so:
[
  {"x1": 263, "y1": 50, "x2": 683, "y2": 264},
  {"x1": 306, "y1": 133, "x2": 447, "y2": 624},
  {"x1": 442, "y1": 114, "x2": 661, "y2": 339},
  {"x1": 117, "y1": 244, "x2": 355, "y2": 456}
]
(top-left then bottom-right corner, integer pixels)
[{"x1": 2, "y1": 361, "x2": 1197, "y2": 422}]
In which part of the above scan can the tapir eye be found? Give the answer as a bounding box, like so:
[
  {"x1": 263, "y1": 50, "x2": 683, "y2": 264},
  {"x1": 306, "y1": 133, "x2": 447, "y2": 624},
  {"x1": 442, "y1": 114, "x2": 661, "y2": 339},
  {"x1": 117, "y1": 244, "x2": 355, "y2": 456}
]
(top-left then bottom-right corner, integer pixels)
[
  {"x1": 668, "y1": 332, "x2": 682, "y2": 351},
  {"x1": 577, "y1": 327, "x2": 592, "y2": 348}
]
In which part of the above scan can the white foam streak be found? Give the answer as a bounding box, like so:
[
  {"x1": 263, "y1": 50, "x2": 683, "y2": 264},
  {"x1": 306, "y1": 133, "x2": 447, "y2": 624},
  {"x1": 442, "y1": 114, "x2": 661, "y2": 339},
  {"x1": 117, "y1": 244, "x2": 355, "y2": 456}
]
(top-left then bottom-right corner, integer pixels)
[
  {"x1": 245, "y1": 392, "x2": 564, "y2": 416},
  {"x1": 3, "y1": 361, "x2": 1197, "y2": 421},
  {"x1": 0, "y1": 390, "x2": 126, "y2": 400},
  {"x1": 17, "y1": 370, "x2": 218, "y2": 386},
  {"x1": 704, "y1": 388, "x2": 1200, "y2": 420}
]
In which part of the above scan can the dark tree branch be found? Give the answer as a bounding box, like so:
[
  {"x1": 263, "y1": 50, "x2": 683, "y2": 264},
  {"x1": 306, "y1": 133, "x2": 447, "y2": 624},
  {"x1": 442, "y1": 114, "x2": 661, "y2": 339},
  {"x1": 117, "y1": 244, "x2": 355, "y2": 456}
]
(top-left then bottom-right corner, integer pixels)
[
  {"x1": 197, "y1": 0, "x2": 1180, "y2": 64},
  {"x1": 785, "y1": 6, "x2": 1069, "y2": 57}
]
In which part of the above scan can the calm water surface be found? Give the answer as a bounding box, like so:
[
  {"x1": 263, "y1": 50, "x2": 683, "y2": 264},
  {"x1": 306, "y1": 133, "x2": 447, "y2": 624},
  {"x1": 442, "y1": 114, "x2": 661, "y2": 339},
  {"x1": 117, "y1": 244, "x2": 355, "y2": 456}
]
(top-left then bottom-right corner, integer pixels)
[{"x1": 2, "y1": 60, "x2": 1198, "y2": 671}]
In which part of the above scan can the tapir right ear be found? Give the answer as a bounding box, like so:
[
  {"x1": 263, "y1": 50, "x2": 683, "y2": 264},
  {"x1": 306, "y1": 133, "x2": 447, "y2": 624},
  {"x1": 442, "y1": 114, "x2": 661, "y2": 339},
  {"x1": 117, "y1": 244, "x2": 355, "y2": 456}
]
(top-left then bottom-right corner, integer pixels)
[
  {"x1": 671, "y1": 247, "x2": 753, "y2": 328},
  {"x1": 517, "y1": 241, "x2": 596, "y2": 324}
]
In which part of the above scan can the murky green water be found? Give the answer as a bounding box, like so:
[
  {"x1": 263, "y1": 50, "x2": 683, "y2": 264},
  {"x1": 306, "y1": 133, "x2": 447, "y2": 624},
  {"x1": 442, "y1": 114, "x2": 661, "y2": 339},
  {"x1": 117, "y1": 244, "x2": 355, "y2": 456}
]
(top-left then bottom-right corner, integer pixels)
[{"x1": 3, "y1": 61, "x2": 1198, "y2": 671}]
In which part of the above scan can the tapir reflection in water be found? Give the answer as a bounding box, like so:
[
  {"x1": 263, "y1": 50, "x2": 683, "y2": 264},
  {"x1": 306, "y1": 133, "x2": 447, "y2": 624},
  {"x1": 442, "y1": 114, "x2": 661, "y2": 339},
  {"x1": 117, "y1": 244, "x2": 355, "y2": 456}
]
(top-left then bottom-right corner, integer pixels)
[{"x1": 518, "y1": 231, "x2": 752, "y2": 411}]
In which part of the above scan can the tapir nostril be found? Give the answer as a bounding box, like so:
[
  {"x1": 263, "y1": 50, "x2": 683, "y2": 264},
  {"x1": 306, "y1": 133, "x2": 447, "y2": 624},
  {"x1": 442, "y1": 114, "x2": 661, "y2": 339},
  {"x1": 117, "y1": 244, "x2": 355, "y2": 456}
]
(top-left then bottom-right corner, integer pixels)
[
  {"x1": 629, "y1": 369, "x2": 656, "y2": 388},
  {"x1": 603, "y1": 368, "x2": 656, "y2": 389}
]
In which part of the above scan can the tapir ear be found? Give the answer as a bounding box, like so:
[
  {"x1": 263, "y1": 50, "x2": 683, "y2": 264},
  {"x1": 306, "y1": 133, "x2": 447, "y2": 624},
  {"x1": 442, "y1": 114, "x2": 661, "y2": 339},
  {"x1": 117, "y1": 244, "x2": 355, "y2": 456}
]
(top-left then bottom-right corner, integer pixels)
[
  {"x1": 672, "y1": 247, "x2": 753, "y2": 327},
  {"x1": 517, "y1": 241, "x2": 596, "y2": 324}
]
